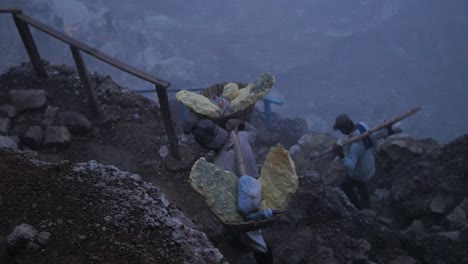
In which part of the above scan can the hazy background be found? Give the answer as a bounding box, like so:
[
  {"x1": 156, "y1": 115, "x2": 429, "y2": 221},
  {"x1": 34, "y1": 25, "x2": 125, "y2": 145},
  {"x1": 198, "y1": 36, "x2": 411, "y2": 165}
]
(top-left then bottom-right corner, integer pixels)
[{"x1": 1, "y1": 0, "x2": 467, "y2": 143}]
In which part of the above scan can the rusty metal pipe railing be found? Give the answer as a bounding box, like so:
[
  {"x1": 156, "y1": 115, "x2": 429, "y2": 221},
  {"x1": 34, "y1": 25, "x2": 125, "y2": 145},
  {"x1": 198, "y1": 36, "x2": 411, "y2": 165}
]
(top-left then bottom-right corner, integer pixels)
[
  {"x1": 12, "y1": 13, "x2": 48, "y2": 78},
  {"x1": 70, "y1": 46, "x2": 103, "y2": 121},
  {"x1": 0, "y1": 8, "x2": 180, "y2": 159}
]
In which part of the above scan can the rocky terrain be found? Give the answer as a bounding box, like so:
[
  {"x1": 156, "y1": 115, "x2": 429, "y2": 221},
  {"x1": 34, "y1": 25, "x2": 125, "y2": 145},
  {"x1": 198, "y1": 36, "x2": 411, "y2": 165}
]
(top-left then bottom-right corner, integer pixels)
[
  {"x1": 282, "y1": 133, "x2": 468, "y2": 263},
  {"x1": 0, "y1": 62, "x2": 467, "y2": 263},
  {"x1": 0, "y1": 152, "x2": 224, "y2": 264}
]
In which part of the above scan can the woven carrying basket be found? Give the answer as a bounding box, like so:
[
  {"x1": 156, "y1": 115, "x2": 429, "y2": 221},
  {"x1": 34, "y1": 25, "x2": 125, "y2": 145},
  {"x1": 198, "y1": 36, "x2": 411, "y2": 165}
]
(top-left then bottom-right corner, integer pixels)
[
  {"x1": 200, "y1": 82, "x2": 277, "y2": 231},
  {"x1": 222, "y1": 213, "x2": 283, "y2": 232},
  {"x1": 198, "y1": 82, "x2": 255, "y2": 127}
]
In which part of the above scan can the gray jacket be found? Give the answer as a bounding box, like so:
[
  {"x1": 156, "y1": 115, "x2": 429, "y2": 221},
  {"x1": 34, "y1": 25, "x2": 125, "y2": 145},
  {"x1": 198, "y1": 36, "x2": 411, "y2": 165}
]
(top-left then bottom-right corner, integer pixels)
[
  {"x1": 214, "y1": 123, "x2": 259, "y2": 177},
  {"x1": 213, "y1": 123, "x2": 268, "y2": 253}
]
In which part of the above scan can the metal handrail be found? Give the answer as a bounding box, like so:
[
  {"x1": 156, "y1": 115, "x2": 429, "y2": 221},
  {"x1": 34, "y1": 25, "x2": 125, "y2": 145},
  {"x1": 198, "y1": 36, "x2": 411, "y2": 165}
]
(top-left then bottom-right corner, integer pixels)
[
  {"x1": 15, "y1": 13, "x2": 170, "y2": 87},
  {"x1": 1, "y1": 8, "x2": 180, "y2": 159},
  {"x1": 0, "y1": 8, "x2": 21, "y2": 14}
]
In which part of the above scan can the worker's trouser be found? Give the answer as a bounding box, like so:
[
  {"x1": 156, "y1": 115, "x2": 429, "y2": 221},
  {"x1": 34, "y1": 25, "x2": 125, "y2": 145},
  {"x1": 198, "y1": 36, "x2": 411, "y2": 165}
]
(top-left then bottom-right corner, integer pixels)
[
  {"x1": 239, "y1": 230, "x2": 268, "y2": 253},
  {"x1": 340, "y1": 175, "x2": 370, "y2": 210}
]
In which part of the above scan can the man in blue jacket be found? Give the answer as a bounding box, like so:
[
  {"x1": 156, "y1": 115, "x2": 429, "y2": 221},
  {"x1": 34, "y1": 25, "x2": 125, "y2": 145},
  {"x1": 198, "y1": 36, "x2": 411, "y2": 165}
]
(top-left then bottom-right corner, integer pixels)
[{"x1": 332, "y1": 114, "x2": 401, "y2": 209}]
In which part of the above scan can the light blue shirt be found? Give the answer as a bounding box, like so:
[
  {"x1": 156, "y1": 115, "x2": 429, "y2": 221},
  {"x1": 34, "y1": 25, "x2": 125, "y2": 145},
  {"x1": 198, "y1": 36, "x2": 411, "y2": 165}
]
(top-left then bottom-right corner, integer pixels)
[{"x1": 341, "y1": 122, "x2": 388, "y2": 182}]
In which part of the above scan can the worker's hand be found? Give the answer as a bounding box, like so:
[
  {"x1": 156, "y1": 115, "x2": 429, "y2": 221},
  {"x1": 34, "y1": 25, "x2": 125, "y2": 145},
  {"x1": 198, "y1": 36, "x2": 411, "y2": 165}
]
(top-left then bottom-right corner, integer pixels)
[
  {"x1": 332, "y1": 143, "x2": 345, "y2": 159},
  {"x1": 225, "y1": 119, "x2": 244, "y2": 132},
  {"x1": 272, "y1": 209, "x2": 282, "y2": 216},
  {"x1": 391, "y1": 122, "x2": 403, "y2": 134},
  {"x1": 385, "y1": 121, "x2": 403, "y2": 135}
]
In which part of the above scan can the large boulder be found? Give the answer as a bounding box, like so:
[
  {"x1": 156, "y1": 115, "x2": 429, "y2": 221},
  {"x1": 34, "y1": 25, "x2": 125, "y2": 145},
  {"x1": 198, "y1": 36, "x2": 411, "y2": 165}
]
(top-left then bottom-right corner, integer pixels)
[
  {"x1": 447, "y1": 199, "x2": 468, "y2": 228},
  {"x1": 43, "y1": 105, "x2": 59, "y2": 125},
  {"x1": 0, "y1": 136, "x2": 18, "y2": 150},
  {"x1": 9, "y1": 90, "x2": 47, "y2": 112},
  {"x1": 7, "y1": 224, "x2": 37, "y2": 250},
  {"x1": 22, "y1": 125, "x2": 44, "y2": 149},
  {"x1": 0, "y1": 105, "x2": 17, "y2": 118},
  {"x1": 378, "y1": 135, "x2": 442, "y2": 168},
  {"x1": 0, "y1": 117, "x2": 11, "y2": 135},
  {"x1": 43, "y1": 126, "x2": 71, "y2": 147},
  {"x1": 43, "y1": 105, "x2": 59, "y2": 119},
  {"x1": 55, "y1": 111, "x2": 91, "y2": 135},
  {"x1": 430, "y1": 196, "x2": 450, "y2": 214},
  {"x1": 289, "y1": 132, "x2": 342, "y2": 183}
]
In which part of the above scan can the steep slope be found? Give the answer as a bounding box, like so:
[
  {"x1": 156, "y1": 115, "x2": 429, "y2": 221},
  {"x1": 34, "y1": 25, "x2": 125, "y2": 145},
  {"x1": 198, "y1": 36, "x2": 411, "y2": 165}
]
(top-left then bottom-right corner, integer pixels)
[{"x1": 0, "y1": 150, "x2": 225, "y2": 263}]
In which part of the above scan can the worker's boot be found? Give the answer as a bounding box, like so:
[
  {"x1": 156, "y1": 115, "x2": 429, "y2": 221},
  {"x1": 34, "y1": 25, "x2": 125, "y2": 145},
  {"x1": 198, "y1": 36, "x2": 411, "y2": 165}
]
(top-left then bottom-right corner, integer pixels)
[{"x1": 253, "y1": 247, "x2": 273, "y2": 264}]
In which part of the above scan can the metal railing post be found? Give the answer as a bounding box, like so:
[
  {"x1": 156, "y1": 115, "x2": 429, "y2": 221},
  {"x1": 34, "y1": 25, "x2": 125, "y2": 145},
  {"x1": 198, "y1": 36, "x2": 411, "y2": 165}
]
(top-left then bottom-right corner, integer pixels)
[
  {"x1": 155, "y1": 84, "x2": 180, "y2": 160},
  {"x1": 70, "y1": 46, "x2": 103, "y2": 121},
  {"x1": 262, "y1": 96, "x2": 284, "y2": 129},
  {"x1": 12, "y1": 13, "x2": 48, "y2": 78}
]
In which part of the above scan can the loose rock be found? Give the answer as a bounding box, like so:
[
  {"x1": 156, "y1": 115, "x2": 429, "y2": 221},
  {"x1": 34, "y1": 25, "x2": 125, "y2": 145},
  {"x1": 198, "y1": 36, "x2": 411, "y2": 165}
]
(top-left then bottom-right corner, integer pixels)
[
  {"x1": 43, "y1": 126, "x2": 71, "y2": 147},
  {"x1": 7, "y1": 224, "x2": 37, "y2": 249},
  {"x1": 0, "y1": 105, "x2": 17, "y2": 118},
  {"x1": 0, "y1": 117, "x2": 11, "y2": 135},
  {"x1": 22, "y1": 125, "x2": 44, "y2": 149},
  {"x1": 9, "y1": 89, "x2": 47, "y2": 112}
]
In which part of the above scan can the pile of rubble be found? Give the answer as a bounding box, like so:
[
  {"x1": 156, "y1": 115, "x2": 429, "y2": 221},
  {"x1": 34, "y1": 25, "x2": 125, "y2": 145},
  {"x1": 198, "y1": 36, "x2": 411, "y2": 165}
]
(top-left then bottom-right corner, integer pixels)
[
  {"x1": 0, "y1": 150, "x2": 225, "y2": 263},
  {"x1": 2, "y1": 63, "x2": 161, "y2": 147}
]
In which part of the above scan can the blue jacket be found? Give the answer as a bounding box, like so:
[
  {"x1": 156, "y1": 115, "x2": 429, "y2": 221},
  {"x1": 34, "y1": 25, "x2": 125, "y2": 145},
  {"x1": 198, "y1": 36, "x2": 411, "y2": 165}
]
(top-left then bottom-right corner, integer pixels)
[{"x1": 341, "y1": 122, "x2": 388, "y2": 182}]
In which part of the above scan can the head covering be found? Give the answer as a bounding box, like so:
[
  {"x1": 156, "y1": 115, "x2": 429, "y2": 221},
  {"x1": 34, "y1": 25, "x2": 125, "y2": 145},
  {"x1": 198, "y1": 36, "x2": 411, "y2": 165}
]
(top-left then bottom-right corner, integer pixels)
[
  {"x1": 333, "y1": 114, "x2": 354, "y2": 134},
  {"x1": 191, "y1": 119, "x2": 228, "y2": 150},
  {"x1": 182, "y1": 121, "x2": 195, "y2": 135}
]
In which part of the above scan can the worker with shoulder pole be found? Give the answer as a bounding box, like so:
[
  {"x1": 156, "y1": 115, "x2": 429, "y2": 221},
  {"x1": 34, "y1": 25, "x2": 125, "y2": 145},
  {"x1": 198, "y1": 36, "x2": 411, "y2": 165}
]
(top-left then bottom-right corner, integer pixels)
[
  {"x1": 184, "y1": 117, "x2": 277, "y2": 264},
  {"x1": 325, "y1": 107, "x2": 421, "y2": 210}
]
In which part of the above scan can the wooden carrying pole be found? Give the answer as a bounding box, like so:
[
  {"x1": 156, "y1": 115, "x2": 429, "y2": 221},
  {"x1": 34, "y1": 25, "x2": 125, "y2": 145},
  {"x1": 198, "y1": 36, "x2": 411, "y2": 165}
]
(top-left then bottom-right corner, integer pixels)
[
  {"x1": 318, "y1": 107, "x2": 422, "y2": 157},
  {"x1": 230, "y1": 131, "x2": 247, "y2": 176}
]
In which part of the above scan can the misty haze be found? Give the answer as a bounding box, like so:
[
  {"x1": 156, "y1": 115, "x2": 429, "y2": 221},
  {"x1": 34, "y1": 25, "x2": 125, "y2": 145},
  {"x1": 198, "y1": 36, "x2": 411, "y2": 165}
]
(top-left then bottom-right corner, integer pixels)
[
  {"x1": 0, "y1": 1, "x2": 467, "y2": 264},
  {"x1": 1, "y1": 0, "x2": 467, "y2": 142}
]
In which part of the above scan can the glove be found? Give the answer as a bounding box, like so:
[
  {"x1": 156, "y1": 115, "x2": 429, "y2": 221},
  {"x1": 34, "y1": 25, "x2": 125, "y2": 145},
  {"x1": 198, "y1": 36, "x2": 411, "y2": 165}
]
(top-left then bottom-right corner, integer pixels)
[
  {"x1": 225, "y1": 118, "x2": 244, "y2": 132},
  {"x1": 386, "y1": 122, "x2": 403, "y2": 135},
  {"x1": 391, "y1": 122, "x2": 403, "y2": 134},
  {"x1": 332, "y1": 143, "x2": 345, "y2": 159}
]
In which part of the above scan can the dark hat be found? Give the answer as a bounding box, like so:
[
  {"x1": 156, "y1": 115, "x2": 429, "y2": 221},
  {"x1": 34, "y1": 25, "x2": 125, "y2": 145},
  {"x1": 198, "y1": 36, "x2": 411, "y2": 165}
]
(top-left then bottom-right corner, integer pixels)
[
  {"x1": 183, "y1": 121, "x2": 195, "y2": 135},
  {"x1": 333, "y1": 114, "x2": 354, "y2": 133},
  {"x1": 191, "y1": 119, "x2": 228, "y2": 150}
]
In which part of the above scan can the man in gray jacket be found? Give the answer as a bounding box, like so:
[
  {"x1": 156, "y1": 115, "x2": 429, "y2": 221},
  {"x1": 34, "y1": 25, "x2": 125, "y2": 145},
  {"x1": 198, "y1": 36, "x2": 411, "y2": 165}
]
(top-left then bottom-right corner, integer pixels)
[
  {"x1": 332, "y1": 114, "x2": 401, "y2": 209},
  {"x1": 184, "y1": 118, "x2": 273, "y2": 264}
]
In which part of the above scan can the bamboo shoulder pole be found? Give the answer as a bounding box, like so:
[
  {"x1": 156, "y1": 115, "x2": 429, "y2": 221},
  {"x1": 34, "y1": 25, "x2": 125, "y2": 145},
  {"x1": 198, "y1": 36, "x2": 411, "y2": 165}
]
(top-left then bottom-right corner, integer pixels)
[
  {"x1": 318, "y1": 107, "x2": 422, "y2": 157},
  {"x1": 230, "y1": 131, "x2": 247, "y2": 176}
]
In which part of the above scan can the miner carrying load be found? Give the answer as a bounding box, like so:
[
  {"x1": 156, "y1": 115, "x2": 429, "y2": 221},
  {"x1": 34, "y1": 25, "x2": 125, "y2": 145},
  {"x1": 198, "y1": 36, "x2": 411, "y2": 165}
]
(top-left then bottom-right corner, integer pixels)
[
  {"x1": 182, "y1": 74, "x2": 298, "y2": 264},
  {"x1": 318, "y1": 107, "x2": 421, "y2": 210}
]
